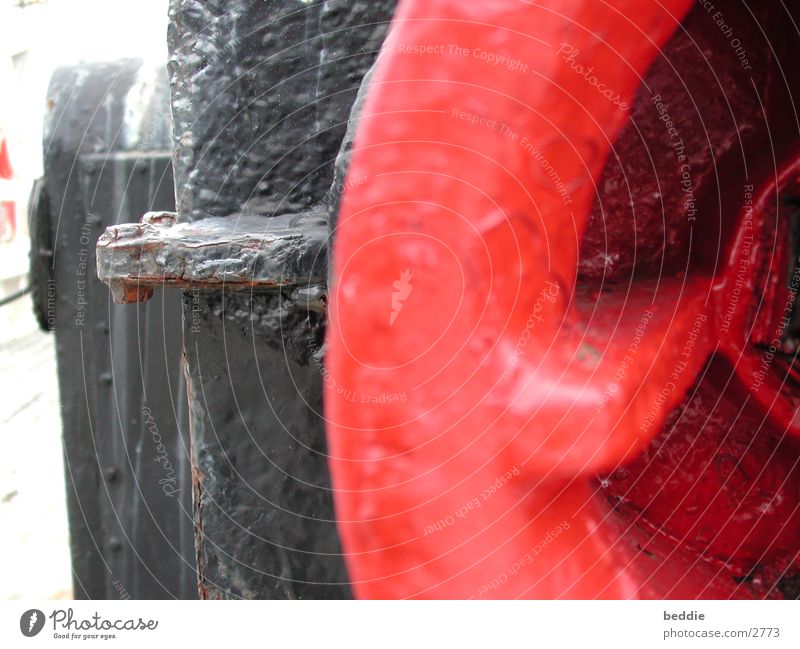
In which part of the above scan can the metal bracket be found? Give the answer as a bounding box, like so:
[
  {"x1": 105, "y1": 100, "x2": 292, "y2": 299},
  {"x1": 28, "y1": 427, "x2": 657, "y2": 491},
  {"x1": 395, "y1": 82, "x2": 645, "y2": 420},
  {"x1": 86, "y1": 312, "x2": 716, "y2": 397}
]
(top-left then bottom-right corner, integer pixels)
[{"x1": 96, "y1": 211, "x2": 329, "y2": 304}]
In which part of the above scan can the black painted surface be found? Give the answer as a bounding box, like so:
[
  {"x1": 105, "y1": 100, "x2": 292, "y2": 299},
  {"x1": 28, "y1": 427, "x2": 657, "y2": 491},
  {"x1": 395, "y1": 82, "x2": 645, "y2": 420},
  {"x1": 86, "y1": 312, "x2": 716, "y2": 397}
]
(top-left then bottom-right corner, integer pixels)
[
  {"x1": 28, "y1": 176, "x2": 53, "y2": 332},
  {"x1": 168, "y1": 0, "x2": 396, "y2": 220},
  {"x1": 184, "y1": 290, "x2": 347, "y2": 598},
  {"x1": 42, "y1": 60, "x2": 196, "y2": 598},
  {"x1": 166, "y1": 0, "x2": 397, "y2": 599}
]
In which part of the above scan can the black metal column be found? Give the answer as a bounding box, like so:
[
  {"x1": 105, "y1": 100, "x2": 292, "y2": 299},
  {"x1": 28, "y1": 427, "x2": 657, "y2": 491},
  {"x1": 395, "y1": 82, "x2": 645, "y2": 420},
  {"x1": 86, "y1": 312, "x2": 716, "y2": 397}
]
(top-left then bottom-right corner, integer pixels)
[
  {"x1": 35, "y1": 60, "x2": 196, "y2": 599},
  {"x1": 98, "y1": 0, "x2": 398, "y2": 599}
]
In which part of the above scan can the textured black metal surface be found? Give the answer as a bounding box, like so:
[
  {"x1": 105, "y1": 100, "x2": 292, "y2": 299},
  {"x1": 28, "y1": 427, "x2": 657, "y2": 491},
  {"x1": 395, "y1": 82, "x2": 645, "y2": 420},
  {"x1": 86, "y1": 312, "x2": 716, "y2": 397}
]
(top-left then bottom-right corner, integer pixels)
[
  {"x1": 161, "y1": 0, "x2": 397, "y2": 599},
  {"x1": 41, "y1": 60, "x2": 196, "y2": 599},
  {"x1": 168, "y1": 0, "x2": 396, "y2": 221},
  {"x1": 28, "y1": 176, "x2": 53, "y2": 332},
  {"x1": 89, "y1": 0, "x2": 398, "y2": 598},
  {"x1": 326, "y1": 62, "x2": 375, "y2": 238},
  {"x1": 184, "y1": 290, "x2": 346, "y2": 598}
]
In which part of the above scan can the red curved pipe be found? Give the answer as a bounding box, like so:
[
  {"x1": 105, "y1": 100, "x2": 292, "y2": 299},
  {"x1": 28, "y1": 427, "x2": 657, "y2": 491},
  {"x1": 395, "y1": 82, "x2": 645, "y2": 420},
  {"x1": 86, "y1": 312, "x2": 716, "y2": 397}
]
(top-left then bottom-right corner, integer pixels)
[{"x1": 325, "y1": 0, "x2": 800, "y2": 598}]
